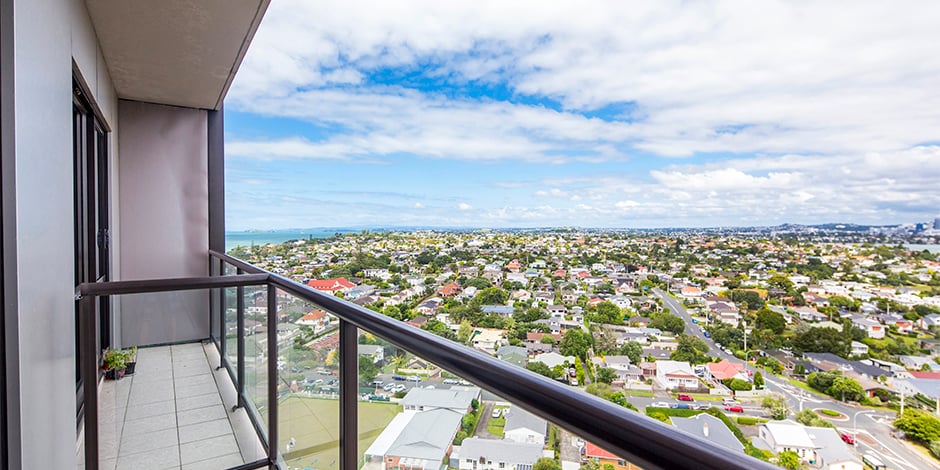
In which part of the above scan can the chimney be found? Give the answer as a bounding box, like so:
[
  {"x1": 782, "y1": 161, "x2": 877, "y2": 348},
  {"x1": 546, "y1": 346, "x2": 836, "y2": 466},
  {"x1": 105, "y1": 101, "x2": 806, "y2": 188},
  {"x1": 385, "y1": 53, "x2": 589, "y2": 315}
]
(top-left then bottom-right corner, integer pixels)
[{"x1": 703, "y1": 422, "x2": 709, "y2": 437}]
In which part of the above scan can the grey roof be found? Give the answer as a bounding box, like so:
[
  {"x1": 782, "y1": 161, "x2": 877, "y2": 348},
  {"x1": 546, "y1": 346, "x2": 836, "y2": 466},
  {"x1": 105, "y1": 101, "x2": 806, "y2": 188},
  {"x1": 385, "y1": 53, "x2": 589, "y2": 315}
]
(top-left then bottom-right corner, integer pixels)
[
  {"x1": 496, "y1": 346, "x2": 528, "y2": 359},
  {"x1": 458, "y1": 437, "x2": 543, "y2": 465},
  {"x1": 804, "y1": 352, "x2": 890, "y2": 378},
  {"x1": 401, "y1": 387, "x2": 481, "y2": 411},
  {"x1": 504, "y1": 407, "x2": 547, "y2": 436},
  {"x1": 358, "y1": 344, "x2": 383, "y2": 355},
  {"x1": 672, "y1": 414, "x2": 744, "y2": 454},
  {"x1": 482, "y1": 305, "x2": 515, "y2": 315},
  {"x1": 386, "y1": 409, "x2": 463, "y2": 460},
  {"x1": 807, "y1": 427, "x2": 860, "y2": 467}
]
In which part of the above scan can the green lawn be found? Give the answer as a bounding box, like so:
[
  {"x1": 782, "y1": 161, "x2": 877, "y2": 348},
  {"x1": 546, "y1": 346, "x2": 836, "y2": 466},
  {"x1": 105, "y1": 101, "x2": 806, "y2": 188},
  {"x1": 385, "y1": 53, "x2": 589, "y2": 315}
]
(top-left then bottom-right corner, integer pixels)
[
  {"x1": 264, "y1": 396, "x2": 402, "y2": 469},
  {"x1": 624, "y1": 389, "x2": 655, "y2": 398},
  {"x1": 680, "y1": 393, "x2": 725, "y2": 402},
  {"x1": 487, "y1": 415, "x2": 506, "y2": 437},
  {"x1": 786, "y1": 378, "x2": 826, "y2": 397}
]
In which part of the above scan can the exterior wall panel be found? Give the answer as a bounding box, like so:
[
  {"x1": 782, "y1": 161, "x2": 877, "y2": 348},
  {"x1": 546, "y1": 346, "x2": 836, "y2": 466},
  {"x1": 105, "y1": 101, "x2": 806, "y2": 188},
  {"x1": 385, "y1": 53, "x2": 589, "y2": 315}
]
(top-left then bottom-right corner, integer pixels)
[{"x1": 118, "y1": 99, "x2": 209, "y2": 346}]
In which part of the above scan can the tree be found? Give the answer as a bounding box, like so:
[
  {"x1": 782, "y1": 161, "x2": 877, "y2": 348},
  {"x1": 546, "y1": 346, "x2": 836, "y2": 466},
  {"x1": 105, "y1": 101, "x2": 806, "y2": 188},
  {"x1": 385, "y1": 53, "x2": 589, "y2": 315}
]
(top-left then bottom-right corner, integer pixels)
[
  {"x1": 358, "y1": 356, "x2": 379, "y2": 385},
  {"x1": 457, "y1": 320, "x2": 473, "y2": 343},
  {"x1": 753, "y1": 371, "x2": 765, "y2": 389},
  {"x1": 526, "y1": 361, "x2": 558, "y2": 379},
  {"x1": 777, "y1": 450, "x2": 801, "y2": 470},
  {"x1": 828, "y1": 376, "x2": 864, "y2": 402},
  {"x1": 792, "y1": 326, "x2": 850, "y2": 357},
  {"x1": 670, "y1": 334, "x2": 710, "y2": 364},
  {"x1": 476, "y1": 287, "x2": 509, "y2": 305},
  {"x1": 619, "y1": 341, "x2": 642, "y2": 365},
  {"x1": 559, "y1": 329, "x2": 593, "y2": 359},
  {"x1": 895, "y1": 409, "x2": 940, "y2": 445},
  {"x1": 761, "y1": 394, "x2": 789, "y2": 420},
  {"x1": 597, "y1": 367, "x2": 617, "y2": 384},
  {"x1": 651, "y1": 313, "x2": 686, "y2": 335},
  {"x1": 725, "y1": 378, "x2": 753, "y2": 391},
  {"x1": 755, "y1": 308, "x2": 786, "y2": 334},
  {"x1": 533, "y1": 458, "x2": 561, "y2": 470},
  {"x1": 594, "y1": 302, "x2": 624, "y2": 325}
]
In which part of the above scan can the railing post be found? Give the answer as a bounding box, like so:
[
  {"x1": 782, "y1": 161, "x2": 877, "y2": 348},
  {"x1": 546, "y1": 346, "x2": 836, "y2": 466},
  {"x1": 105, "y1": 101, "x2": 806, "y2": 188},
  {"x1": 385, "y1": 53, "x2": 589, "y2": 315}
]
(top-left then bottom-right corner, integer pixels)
[
  {"x1": 235, "y1": 268, "x2": 245, "y2": 409},
  {"x1": 339, "y1": 320, "x2": 358, "y2": 470},
  {"x1": 80, "y1": 294, "x2": 98, "y2": 470},
  {"x1": 267, "y1": 284, "x2": 278, "y2": 468},
  {"x1": 217, "y1": 258, "x2": 225, "y2": 370}
]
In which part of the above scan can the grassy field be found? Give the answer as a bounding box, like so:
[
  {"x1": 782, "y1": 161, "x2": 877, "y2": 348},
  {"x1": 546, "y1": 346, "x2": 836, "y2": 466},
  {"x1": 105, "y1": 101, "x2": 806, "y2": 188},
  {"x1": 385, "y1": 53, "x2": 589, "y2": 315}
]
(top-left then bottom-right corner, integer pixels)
[
  {"x1": 263, "y1": 396, "x2": 402, "y2": 470},
  {"x1": 624, "y1": 389, "x2": 655, "y2": 398}
]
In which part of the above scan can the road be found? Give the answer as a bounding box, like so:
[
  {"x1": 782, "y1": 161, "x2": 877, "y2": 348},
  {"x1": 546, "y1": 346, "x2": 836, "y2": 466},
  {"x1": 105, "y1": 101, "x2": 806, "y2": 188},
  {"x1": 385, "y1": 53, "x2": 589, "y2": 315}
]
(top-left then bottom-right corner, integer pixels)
[{"x1": 652, "y1": 288, "x2": 939, "y2": 469}]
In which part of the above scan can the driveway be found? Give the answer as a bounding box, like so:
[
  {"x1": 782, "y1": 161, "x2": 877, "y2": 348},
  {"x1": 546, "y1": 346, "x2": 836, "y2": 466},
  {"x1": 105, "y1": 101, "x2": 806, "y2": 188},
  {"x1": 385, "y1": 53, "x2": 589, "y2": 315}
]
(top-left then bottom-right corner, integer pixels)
[{"x1": 473, "y1": 402, "x2": 500, "y2": 439}]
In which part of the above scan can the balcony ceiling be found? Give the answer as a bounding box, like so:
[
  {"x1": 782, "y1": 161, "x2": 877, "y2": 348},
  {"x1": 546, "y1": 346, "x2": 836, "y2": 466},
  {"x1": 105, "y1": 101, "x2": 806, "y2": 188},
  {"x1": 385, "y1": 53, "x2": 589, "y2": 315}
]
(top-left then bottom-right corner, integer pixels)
[{"x1": 86, "y1": 0, "x2": 269, "y2": 110}]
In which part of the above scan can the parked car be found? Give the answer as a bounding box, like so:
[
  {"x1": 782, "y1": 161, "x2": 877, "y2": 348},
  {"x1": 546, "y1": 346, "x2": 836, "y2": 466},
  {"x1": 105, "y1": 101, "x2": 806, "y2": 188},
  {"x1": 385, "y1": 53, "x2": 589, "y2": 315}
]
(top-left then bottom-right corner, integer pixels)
[
  {"x1": 704, "y1": 331, "x2": 711, "y2": 338},
  {"x1": 724, "y1": 405, "x2": 744, "y2": 413},
  {"x1": 692, "y1": 404, "x2": 709, "y2": 410},
  {"x1": 651, "y1": 402, "x2": 671, "y2": 408},
  {"x1": 722, "y1": 399, "x2": 741, "y2": 407},
  {"x1": 492, "y1": 408, "x2": 501, "y2": 418},
  {"x1": 394, "y1": 384, "x2": 406, "y2": 392},
  {"x1": 442, "y1": 379, "x2": 458, "y2": 384},
  {"x1": 841, "y1": 433, "x2": 856, "y2": 445},
  {"x1": 677, "y1": 394, "x2": 694, "y2": 401},
  {"x1": 671, "y1": 403, "x2": 692, "y2": 409},
  {"x1": 406, "y1": 375, "x2": 421, "y2": 382},
  {"x1": 371, "y1": 380, "x2": 384, "y2": 387},
  {"x1": 392, "y1": 374, "x2": 406, "y2": 381}
]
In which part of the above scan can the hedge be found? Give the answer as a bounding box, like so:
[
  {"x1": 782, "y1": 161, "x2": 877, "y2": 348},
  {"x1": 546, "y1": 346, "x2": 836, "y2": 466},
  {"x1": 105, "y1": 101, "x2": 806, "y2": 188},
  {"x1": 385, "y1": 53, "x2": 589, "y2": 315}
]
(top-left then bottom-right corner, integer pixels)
[
  {"x1": 818, "y1": 409, "x2": 840, "y2": 417},
  {"x1": 736, "y1": 416, "x2": 760, "y2": 425}
]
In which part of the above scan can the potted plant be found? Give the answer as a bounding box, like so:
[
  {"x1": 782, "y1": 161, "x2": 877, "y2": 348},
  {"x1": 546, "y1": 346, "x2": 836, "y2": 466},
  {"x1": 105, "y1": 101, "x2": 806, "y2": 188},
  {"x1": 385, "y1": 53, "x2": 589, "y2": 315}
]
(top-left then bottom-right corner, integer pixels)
[
  {"x1": 103, "y1": 348, "x2": 127, "y2": 380},
  {"x1": 124, "y1": 346, "x2": 138, "y2": 375}
]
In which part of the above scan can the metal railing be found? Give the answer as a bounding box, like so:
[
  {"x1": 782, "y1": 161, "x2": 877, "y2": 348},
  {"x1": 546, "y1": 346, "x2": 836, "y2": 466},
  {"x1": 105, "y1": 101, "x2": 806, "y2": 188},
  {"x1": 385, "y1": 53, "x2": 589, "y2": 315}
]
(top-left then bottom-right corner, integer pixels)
[{"x1": 75, "y1": 251, "x2": 777, "y2": 470}]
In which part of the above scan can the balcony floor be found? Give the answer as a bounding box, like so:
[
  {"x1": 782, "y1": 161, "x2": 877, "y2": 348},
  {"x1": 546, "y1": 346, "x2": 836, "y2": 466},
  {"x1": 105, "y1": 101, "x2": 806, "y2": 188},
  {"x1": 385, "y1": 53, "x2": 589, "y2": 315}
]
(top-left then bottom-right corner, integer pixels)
[{"x1": 81, "y1": 342, "x2": 263, "y2": 470}]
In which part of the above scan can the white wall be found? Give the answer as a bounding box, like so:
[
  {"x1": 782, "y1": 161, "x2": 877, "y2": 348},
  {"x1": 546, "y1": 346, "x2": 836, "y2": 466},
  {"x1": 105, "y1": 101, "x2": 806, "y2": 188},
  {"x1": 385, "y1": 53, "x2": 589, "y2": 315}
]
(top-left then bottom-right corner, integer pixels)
[
  {"x1": 118, "y1": 100, "x2": 209, "y2": 346},
  {"x1": 10, "y1": 0, "x2": 117, "y2": 467}
]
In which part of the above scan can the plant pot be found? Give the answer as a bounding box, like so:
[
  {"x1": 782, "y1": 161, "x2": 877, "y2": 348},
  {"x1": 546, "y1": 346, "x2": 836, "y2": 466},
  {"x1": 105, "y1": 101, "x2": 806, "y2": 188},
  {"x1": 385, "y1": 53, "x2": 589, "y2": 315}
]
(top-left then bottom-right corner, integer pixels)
[
  {"x1": 105, "y1": 368, "x2": 126, "y2": 380},
  {"x1": 125, "y1": 361, "x2": 136, "y2": 375}
]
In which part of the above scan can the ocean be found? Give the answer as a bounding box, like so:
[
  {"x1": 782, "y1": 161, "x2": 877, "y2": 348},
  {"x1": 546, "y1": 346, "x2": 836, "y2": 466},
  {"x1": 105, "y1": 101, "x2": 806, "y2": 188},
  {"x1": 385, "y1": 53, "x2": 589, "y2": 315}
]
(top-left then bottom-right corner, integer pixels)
[{"x1": 225, "y1": 229, "x2": 354, "y2": 251}]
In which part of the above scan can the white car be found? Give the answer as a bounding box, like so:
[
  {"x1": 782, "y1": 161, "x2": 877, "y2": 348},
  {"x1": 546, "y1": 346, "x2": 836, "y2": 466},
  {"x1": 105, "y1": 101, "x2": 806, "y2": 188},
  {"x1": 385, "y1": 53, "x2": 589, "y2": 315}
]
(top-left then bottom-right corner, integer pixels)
[
  {"x1": 492, "y1": 408, "x2": 501, "y2": 418},
  {"x1": 442, "y1": 379, "x2": 458, "y2": 385}
]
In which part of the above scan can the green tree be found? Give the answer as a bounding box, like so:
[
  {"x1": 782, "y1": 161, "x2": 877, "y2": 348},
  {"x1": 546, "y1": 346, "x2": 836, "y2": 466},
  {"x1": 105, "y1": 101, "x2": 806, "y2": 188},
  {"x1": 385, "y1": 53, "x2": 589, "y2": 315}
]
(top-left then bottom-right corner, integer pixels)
[
  {"x1": 476, "y1": 287, "x2": 509, "y2": 305},
  {"x1": 670, "y1": 334, "x2": 710, "y2": 364},
  {"x1": 895, "y1": 410, "x2": 940, "y2": 445},
  {"x1": 651, "y1": 312, "x2": 686, "y2": 335},
  {"x1": 828, "y1": 376, "x2": 864, "y2": 402},
  {"x1": 457, "y1": 320, "x2": 473, "y2": 343},
  {"x1": 594, "y1": 302, "x2": 624, "y2": 325},
  {"x1": 755, "y1": 308, "x2": 786, "y2": 334},
  {"x1": 792, "y1": 326, "x2": 850, "y2": 357},
  {"x1": 533, "y1": 458, "x2": 561, "y2": 470},
  {"x1": 559, "y1": 329, "x2": 593, "y2": 359},
  {"x1": 777, "y1": 450, "x2": 801, "y2": 470},
  {"x1": 358, "y1": 356, "x2": 379, "y2": 385},
  {"x1": 597, "y1": 367, "x2": 617, "y2": 384},
  {"x1": 725, "y1": 378, "x2": 753, "y2": 391},
  {"x1": 761, "y1": 394, "x2": 789, "y2": 420},
  {"x1": 526, "y1": 361, "x2": 558, "y2": 379},
  {"x1": 619, "y1": 341, "x2": 642, "y2": 365},
  {"x1": 754, "y1": 371, "x2": 765, "y2": 389}
]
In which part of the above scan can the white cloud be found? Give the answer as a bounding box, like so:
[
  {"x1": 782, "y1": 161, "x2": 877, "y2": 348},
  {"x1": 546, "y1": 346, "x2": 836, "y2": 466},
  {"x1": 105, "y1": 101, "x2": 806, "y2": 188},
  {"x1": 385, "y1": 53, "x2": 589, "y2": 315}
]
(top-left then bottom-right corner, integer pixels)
[
  {"x1": 232, "y1": 0, "x2": 940, "y2": 160},
  {"x1": 458, "y1": 203, "x2": 473, "y2": 211}
]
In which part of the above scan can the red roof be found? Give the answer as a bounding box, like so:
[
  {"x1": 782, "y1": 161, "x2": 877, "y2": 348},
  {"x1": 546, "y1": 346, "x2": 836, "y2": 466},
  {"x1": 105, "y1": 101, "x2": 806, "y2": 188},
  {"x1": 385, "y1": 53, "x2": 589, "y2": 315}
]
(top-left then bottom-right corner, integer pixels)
[
  {"x1": 300, "y1": 310, "x2": 328, "y2": 321},
  {"x1": 307, "y1": 277, "x2": 356, "y2": 291},
  {"x1": 437, "y1": 282, "x2": 461, "y2": 296},
  {"x1": 584, "y1": 442, "x2": 620, "y2": 460},
  {"x1": 707, "y1": 359, "x2": 744, "y2": 380},
  {"x1": 909, "y1": 371, "x2": 940, "y2": 379}
]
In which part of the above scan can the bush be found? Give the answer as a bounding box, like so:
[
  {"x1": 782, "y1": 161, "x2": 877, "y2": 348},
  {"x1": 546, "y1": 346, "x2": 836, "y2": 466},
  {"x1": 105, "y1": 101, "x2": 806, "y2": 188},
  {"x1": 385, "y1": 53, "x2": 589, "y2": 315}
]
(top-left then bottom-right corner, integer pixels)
[
  {"x1": 930, "y1": 441, "x2": 940, "y2": 460},
  {"x1": 895, "y1": 409, "x2": 940, "y2": 445},
  {"x1": 737, "y1": 417, "x2": 759, "y2": 425},
  {"x1": 818, "y1": 409, "x2": 840, "y2": 417}
]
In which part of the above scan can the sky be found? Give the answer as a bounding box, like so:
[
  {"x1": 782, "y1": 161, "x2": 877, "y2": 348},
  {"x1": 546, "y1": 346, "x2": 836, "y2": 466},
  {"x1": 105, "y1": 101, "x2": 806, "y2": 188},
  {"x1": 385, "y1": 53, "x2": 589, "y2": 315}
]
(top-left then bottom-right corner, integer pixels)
[{"x1": 224, "y1": 0, "x2": 940, "y2": 231}]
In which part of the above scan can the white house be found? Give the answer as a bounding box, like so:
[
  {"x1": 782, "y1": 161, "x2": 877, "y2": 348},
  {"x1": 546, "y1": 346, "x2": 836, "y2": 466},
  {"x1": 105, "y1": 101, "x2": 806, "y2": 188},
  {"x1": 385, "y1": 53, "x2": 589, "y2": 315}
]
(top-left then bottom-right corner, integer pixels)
[
  {"x1": 503, "y1": 407, "x2": 547, "y2": 445},
  {"x1": 654, "y1": 360, "x2": 698, "y2": 390},
  {"x1": 758, "y1": 420, "x2": 818, "y2": 464},
  {"x1": 457, "y1": 438, "x2": 543, "y2": 470}
]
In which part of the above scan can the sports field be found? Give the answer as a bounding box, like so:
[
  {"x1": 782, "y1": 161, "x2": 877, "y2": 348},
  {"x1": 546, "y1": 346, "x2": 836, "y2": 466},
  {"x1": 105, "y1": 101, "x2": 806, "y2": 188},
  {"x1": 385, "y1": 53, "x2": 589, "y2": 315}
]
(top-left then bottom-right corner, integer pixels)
[{"x1": 263, "y1": 395, "x2": 401, "y2": 470}]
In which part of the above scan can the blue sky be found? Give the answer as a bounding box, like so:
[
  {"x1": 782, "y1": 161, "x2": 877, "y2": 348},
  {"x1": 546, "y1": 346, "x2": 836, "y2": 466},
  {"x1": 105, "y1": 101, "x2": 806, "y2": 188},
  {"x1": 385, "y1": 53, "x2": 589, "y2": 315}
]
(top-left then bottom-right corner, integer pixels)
[{"x1": 224, "y1": 1, "x2": 940, "y2": 230}]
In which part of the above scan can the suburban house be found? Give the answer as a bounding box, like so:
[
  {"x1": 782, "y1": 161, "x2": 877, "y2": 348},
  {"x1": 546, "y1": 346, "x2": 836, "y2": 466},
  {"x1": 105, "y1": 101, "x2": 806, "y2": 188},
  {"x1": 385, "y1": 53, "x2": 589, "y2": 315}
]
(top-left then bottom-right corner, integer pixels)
[
  {"x1": 654, "y1": 361, "x2": 699, "y2": 390},
  {"x1": 496, "y1": 346, "x2": 528, "y2": 367},
  {"x1": 532, "y1": 352, "x2": 575, "y2": 369},
  {"x1": 296, "y1": 309, "x2": 333, "y2": 333},
  {"x1": 583, "y1": 442, "x2": 641, "y2": 470},
  {"x1": 758, "y1": 421, "x2": 818, "y2": 464},
  {"x1": 358, "y1": 344, "x2": 385, "y2": 364},
  {"x1": 503, "y1": 407, "x2": 547, "y2": 445},
  {"x1": 307, "y1": 277, "x2": 357, "y2": 294},
  {"x1": 456, "y1": 438, "x2": 543, "y2": 470},
  {"x1": 471, "y1": 328, "x2": 507, "y2": 353},
  {"x1": 400, "y1": 388, "x2": 481, "y2": 413},
  {"x1": 672, "y1": 414, "x2": 743, "y2": 454},
  {"x1": 807, "y1": 427, "x2": 862, "y2": 470},
  {"x1": 364, "y1": 409, "x2": 463, "y2": 470},
  {"x1": 706, "y1": 359, "x2": 747, "y2": 382}
]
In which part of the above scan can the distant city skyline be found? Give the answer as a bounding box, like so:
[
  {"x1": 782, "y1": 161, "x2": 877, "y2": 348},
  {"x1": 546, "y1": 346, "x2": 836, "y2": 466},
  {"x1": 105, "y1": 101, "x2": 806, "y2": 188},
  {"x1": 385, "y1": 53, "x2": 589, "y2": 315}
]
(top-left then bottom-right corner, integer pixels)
[{"x1": 224, "y1": 1, "x2": 940, "y2": 231}]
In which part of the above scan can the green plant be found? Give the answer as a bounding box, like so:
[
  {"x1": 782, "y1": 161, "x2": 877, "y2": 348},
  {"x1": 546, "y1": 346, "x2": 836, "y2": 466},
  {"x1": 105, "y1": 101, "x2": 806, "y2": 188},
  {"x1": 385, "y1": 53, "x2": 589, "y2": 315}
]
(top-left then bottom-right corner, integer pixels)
[
  {"x1": 124, "y1": 345, "x2": 138, "y2": 362},
  {"x1": 103, "y1": 348, "x2": 128, "y2": 370},
  {"x1": 818, "y1": 409, "x2": 840, "y2": 417},
  {"x1": 736, "y1": 416, "x2": 759, "y2": 425}
]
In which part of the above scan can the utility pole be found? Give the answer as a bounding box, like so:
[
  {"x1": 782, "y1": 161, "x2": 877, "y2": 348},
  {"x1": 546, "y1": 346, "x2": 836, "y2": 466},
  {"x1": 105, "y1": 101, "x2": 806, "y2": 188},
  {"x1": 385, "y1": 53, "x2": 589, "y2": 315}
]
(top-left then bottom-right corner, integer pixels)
[{"x1": 900, "y1": 388, "x2": 905, "y2": 417}]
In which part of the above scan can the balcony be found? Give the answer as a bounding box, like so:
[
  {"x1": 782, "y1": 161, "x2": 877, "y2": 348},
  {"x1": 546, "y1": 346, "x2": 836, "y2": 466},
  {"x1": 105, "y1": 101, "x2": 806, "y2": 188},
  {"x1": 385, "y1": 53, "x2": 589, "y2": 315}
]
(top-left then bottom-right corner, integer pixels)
[{"x1": 75, "y1": 252, "x2": 776, "y2": 470}]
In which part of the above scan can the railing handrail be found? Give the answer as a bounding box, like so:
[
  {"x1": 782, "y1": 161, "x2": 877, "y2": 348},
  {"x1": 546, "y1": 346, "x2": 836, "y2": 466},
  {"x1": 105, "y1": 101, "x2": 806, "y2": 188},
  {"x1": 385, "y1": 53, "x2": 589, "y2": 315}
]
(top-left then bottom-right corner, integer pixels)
[{"x1": 208, "y1": 250, "x2": 776, "y2": 470}]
